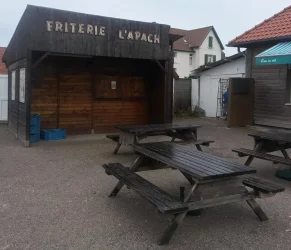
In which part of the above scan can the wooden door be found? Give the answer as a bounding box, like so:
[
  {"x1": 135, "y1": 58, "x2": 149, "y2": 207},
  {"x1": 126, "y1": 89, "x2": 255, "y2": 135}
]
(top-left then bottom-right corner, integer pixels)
[{"x1": 59, "y1": 72, "x2": 92, "y2": 134}]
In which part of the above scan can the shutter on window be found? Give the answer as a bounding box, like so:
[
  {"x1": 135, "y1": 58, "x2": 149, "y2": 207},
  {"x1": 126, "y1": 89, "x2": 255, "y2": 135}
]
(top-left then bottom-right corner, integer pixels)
[
  {"x1": 205, "y1": 54, "x2": 208, "y2": 64},
  {"x1": 209, "y1": 37, "x2": 213, "y2": 48},
  {"x1": 213, "y1": 55, "x2": 216, "y2": 62}
]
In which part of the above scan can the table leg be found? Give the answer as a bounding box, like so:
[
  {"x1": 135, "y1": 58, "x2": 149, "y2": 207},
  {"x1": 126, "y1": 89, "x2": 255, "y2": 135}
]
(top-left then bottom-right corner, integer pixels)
[
  {"x1": 109, "y1": 155, "x2": 144, "y2": 197},
  {"x1": 244, "y1": 141, "x2": 263, "y2": 166},
  {"x1": 180, "y1": 171, "x2": 195, "y2": 185},
  {"x1": 246, "y1": 199, "x2": 268, "y2": 221},
  {"x1": 195, "y1": 144, "x2": 202, "y2": 151},
  {"x1": 113, "y1": 143, "x2": 121, "y2": 155},
  {"x1": 280, "y1": 148, "x2": 290, "y2": 159},
  {"x1": 158, "y1": 182, "x2": 198, "y2": 245}
]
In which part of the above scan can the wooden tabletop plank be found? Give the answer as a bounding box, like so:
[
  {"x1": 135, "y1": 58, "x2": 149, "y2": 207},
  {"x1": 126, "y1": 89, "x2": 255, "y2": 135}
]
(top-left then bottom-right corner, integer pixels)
[
  {"x1": 149, "y1": 142, "x2": 249, "y2": 172},
  {"x1": 144, "y1": 143, "x2": 236, "y2": 175},
  {"x1": 133, "y1": 142, "x2": 256, "y2": 180},
  {"x1": 248, "y1": 130, "x2": 291, "y2": 144},
  {"x1": 115, "y1": 123, "x2": 201, "y2": 133}
]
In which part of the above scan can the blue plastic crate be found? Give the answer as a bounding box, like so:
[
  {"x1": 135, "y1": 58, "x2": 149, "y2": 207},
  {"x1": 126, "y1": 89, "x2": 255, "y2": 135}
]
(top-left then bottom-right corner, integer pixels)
[
  {"x1": 31, "y1": 114, "x2": 40, "y2": 134},
  {"x1": 40, "y1": 129, "x2": 66, "y2": 141},
  {"x1": 30, "y1": 133, "x2": 40, "y2": 143}
]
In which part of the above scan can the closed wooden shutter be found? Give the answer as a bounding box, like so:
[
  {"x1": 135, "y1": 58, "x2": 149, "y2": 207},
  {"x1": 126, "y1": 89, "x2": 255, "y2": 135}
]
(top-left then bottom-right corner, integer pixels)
[{"x1": 204, "y1": 54, "x2": 208, "y2": 64}]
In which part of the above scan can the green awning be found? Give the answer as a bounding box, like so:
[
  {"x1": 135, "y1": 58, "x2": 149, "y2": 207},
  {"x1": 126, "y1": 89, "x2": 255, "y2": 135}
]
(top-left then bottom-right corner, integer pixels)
[{"x1": 256, "y1": 42, "x2": 291, "y2": 65}]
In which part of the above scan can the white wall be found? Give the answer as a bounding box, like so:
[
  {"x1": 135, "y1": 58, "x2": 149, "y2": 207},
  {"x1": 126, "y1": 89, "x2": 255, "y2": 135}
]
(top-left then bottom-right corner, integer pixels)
[
  {"x1": 174, "y1": 51, "x2": 193, "y2": 78},
  {"x1": 198, "y1": 29, "x2": 222, "y2": 68},
  {"x1": 191, "y1": 57, "x2": 245, "y2": 117},
  {"x1": 174, "y1": 29, "x2": 223, "y2": 78},
  {"x1": 0, "y1": 74, "x2": 8, "y2": 122}
]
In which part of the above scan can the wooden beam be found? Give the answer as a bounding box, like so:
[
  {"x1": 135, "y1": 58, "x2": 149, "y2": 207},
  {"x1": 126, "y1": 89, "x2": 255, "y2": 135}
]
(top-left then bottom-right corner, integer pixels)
[
  {"x1": 155, "y1": 59, "x2": 166, "y2": 74},
  {"x1": 32, "y1": 52, "x2": 50, "y2": 68}
]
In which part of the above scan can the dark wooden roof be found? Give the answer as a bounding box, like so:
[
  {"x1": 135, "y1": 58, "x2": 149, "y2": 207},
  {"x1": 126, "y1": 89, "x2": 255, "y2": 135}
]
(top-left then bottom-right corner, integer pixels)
[{"x1": 3, "y1": 5, "x2": 171, "y2": 65}]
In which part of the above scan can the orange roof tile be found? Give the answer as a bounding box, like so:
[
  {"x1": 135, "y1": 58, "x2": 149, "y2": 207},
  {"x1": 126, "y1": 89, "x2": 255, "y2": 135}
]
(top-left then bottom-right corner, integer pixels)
[
  {"x1": 0, "y1": 47, "x2": 7, "y2": 74},
  {"x1": 228, "y1": 5, "x2": 291, "y2": 46}
]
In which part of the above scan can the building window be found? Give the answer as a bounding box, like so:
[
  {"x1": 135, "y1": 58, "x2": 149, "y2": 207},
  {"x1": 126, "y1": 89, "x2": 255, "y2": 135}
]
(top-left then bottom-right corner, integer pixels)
[
  {"x1": 204, "y1": 54, "x2": 216, "y2": 64},
  {"x1": 208, "y1": 36, "x2": 213, "y2": 48},
  {"x1": 189, "y1": 54, "x2": 193, "y2": 65},
  {"x1": 174, "y1": 52, "x2": 177, "y2": 57},
  {"x1": 11, "y1": 71, "x2": 16, "y2": 101}
]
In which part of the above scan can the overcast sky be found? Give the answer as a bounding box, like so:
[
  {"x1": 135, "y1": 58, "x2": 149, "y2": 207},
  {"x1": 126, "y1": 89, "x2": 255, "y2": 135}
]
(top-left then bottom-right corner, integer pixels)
[{"x1": 0, "y1": 0, "x2": 290, "y2": 55}]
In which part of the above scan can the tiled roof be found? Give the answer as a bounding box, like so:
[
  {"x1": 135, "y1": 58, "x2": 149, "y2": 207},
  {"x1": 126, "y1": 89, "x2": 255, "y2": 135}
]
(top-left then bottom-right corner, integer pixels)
[
  {"x1": 0, "y1": 47, "x2": 7, "y2": 74},
  {"x1": 228, "y1": 5, "x2": 291, "y2": 46},
  {"x1": 170, "y1": 26, "x2": 224, "y2": 52}
]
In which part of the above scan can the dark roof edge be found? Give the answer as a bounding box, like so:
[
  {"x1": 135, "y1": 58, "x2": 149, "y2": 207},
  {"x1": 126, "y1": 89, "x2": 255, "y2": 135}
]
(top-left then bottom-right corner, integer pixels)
[
  {"x1": 227, "y1": 35, "x2": 291, "y2": 47},
  {"x1": 210, "y1": 26, "x2": 225, "y2": 50},
  {"x1": 193, "y1": 52, "x2": 244, "y2": 73}
]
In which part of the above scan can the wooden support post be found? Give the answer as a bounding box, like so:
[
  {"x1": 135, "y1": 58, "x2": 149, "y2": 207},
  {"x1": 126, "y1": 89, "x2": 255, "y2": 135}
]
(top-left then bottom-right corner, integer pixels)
[
  {"x1": 32, "y1": 52, "x2": 50, "y2": 68},
  {"x1": 113, "y1": 143, "x2": 121, "y2": 155},
  {"x1": 280, "y1": 148, "x2": 290, "y2": 159},
  {"x1": 195, "y1": 145, "x2": 202, "y2": 151},
  {"x1": 158, "y1": 182, "x2": 198, "y2": 245},
  {"x1": 180, "y1": 171, "x2": 195, "y2": 185},
  {"x1": 245, "y1": 141, "x2": 263, "y2": 166},
  {"x1": 246, "y1": 199, "x2": 268, "y2": 221},
  {"x1": 245, "y1": 156, "x2": 254, "y2": 166},
  {"x1": 109, "y1": 155, "x2": 144, "y2": 197}
]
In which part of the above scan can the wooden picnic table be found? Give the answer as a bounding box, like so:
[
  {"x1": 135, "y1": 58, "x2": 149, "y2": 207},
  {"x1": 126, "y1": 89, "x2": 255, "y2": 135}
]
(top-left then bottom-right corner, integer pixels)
[
  {"x1": 233, "y1": 130, "x2": 291, "y2": 167},
  {"x1": 103, "y1": 141, "x2": 284, "y2": 245},
  {"x1": 107, "y1": 123, "x2": 213, "y2": 154}
]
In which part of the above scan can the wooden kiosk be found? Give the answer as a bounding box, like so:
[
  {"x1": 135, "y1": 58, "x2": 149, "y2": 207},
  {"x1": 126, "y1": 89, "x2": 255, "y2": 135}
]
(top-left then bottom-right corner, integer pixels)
[{"x1": 2, "y1": 5, "x2": 179, "y2": 146}]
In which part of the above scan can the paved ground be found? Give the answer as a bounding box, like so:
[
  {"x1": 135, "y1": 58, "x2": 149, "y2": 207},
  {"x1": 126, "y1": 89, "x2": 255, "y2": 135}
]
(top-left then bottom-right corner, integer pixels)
[{"x1": 0, "y1": 118, "x2": 290, "y2": 250}]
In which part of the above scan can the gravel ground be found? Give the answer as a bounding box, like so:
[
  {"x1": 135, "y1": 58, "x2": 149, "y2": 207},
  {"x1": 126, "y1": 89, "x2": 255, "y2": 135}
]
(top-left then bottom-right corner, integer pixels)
[{"x1": 0, "y1": 118, "x2": 290, "y2": 250}]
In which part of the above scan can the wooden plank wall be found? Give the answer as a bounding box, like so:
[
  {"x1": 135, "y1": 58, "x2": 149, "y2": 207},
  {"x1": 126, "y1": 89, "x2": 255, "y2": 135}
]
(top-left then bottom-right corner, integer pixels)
[
  {"x1": 31, "y1": 76, "x2": 58, "y2": 129},
  {"x1": 30, "y1": 55, "x2": 167, "y2": 134},
  {"x1": 8, "y1": 59, "x2": 27, "y2": 142},
  {"x1": 93, "y1": 101, "x2": 148, "y2": 133},
  {"x1": 59, "y1": 73, "x2": 92, "y2": 134},
  {"x1": 248, "y1": 45, "x2": 290, "y2": 128}
]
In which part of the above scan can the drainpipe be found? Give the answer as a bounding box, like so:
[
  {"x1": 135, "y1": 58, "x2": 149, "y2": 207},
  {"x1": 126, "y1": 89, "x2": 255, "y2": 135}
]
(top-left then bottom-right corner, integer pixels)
[
  {"x1": 238, "y1": 47, "x2": 247, "y2": 77},
  {"x1": 198, "y1": 76, "x2": 201, "y2": 108}
]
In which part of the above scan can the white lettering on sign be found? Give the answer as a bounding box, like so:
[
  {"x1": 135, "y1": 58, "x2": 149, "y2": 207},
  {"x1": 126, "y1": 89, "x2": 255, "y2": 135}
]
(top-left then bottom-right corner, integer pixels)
[
  {"x1": 261, "y1": 58, "x2": 277, "y2": 64},
  {"x1": 46, "y1": 21, "x2": 161, "y2": 43},
  {"x1": 46, "y1": 21, "x2": 106, "y2": 37},
  {"x1": 119, "y1": 30, "x2": 160, "y2": 43}
]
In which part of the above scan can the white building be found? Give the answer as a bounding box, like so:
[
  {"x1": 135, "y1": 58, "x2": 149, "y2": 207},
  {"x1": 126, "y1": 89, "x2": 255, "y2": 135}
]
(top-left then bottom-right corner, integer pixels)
[
  {"x1": 192, "y1": 53, "x2": 245, "y2": 117},
  {"x1": 0, "y1": 47, "x2": 8, "y2": 122},
  {"x1": 170, "y1": 26, "x2": 224, "y2": 78}
]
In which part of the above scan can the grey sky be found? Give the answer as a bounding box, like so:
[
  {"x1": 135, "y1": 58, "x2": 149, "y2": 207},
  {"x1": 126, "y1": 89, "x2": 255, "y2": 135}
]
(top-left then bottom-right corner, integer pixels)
[{"x1": 1, "y1": 0, "x2": 290, "y2": 55}]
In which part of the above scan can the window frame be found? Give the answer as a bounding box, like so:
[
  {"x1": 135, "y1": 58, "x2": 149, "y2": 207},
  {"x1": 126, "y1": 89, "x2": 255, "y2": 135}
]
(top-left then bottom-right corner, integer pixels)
[
  {"x1": 208, "y1": 36, "x2": 213, "y2": 48},
  {"x1": 189, "y1": 53, "x2": 193, "y2": 65}
]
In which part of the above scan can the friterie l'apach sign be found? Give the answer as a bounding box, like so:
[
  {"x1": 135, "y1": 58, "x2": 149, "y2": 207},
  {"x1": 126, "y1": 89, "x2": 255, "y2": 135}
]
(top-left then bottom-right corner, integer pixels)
[{"x1": 46, "y1": 21, "x2": 160, "y2": 44}]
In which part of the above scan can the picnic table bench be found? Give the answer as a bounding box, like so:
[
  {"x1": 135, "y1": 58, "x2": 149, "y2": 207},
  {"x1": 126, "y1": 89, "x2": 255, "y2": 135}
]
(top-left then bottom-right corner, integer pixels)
[
  {"x1": 103, "y1": 142, "x2": 284, "y2": 245},
  {"x1": 106, "y1": 123, "x2": 214, "y2": 154},
  {"x1": 232, "y1": 130, "x2": 291, "y2": 167}
]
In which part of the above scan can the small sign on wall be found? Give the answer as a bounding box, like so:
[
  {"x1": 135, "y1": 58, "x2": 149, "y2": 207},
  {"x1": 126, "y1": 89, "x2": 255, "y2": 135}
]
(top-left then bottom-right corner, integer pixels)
[
  {"x1": 111, "y1": 81, "x2": 116, "y2": 90},
  {"x1": 19, "y1": 68, "x2": 26, "y2": 103},
  {"x1": 11, "y1": 71, "x2": 16, "y2": 101}
]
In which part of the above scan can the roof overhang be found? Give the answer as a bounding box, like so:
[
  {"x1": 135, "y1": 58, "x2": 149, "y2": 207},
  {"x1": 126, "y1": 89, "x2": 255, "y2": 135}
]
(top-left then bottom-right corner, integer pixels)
[
  {"x1": 227, "y1": 35, "x2": 291, "y2": 48},
  {"x1": 169, "y1": 33, "x2": 184, "y2": 43},
  {"x1": 255, "y1": 41, "x2": 291, "y2": 65}
]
